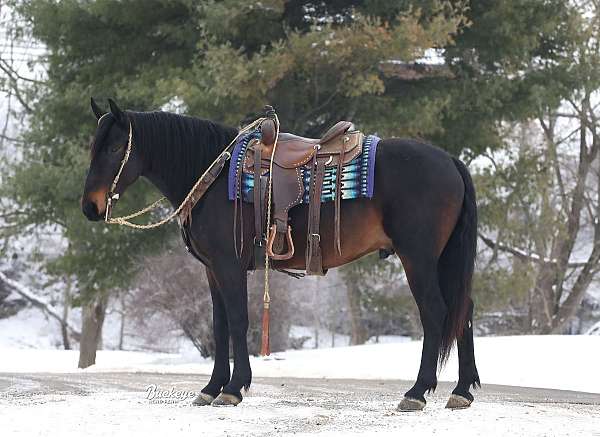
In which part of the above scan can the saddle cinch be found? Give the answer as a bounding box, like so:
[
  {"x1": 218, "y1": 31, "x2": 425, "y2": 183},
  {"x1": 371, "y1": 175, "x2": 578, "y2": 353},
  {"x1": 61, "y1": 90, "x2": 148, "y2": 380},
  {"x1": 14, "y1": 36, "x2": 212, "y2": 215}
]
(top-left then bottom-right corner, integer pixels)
[{"x1": 242, "y1": 109, "x2": 364, "y2": 275}]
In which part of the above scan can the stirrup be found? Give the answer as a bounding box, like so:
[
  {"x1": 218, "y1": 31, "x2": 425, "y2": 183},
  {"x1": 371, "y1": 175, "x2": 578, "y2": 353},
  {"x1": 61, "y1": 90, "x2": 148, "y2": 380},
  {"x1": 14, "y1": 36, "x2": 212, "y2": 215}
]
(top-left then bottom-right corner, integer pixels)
[{"x1": 266, "y1": 224, "x2": 294, "y2": 260}]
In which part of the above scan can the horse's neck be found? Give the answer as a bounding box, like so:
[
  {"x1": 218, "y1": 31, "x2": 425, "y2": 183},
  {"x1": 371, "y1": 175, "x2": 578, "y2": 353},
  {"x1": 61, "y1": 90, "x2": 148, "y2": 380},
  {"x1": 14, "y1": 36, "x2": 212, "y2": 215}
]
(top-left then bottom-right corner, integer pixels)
[
  {"x1": 141, "y1": 121, "x2": 237, "y2": 208},
  {"x1": 143, "y1": 172, "x2": 181, "y2": 208}
]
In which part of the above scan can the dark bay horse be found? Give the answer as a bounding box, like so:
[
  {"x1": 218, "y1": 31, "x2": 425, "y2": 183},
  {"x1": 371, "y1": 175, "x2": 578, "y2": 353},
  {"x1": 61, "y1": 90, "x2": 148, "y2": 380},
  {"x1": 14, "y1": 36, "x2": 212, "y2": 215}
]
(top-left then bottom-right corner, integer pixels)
[{"x1": 81, "y1": 98, "x2": 480, "y2": 411}]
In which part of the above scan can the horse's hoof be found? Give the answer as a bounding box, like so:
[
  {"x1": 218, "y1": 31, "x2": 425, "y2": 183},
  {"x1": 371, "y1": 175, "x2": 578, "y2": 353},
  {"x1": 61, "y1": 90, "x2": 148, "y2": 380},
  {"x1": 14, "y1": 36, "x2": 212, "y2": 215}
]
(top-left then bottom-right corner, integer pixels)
[
  {"x1": 212, "y1": 393, "x2": 241, "y2": 407},
  {"x1": 192, "y1": 392, "x2": 214, "y2": 406},
  {"x1": 397, "y1": 397, "x2": 426, "y2": 412},
  {"x1": 445, "y1": 394, "x2": 472, "y2": 410}
]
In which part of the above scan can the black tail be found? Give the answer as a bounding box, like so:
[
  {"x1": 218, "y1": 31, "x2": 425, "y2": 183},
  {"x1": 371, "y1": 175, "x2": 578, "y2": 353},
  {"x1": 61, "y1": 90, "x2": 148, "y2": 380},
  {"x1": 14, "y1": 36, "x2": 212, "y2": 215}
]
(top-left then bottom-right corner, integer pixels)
[{"x1": 437, "y1": 157, "x2": 477, "y2": 365}]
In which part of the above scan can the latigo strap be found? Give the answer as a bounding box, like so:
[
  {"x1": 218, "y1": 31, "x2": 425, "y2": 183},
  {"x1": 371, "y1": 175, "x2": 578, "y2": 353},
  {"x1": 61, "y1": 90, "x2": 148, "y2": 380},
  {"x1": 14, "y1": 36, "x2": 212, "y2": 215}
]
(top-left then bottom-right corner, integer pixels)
[{"x1": 306, "y1": 153, "x2": 326, "y2": 276}]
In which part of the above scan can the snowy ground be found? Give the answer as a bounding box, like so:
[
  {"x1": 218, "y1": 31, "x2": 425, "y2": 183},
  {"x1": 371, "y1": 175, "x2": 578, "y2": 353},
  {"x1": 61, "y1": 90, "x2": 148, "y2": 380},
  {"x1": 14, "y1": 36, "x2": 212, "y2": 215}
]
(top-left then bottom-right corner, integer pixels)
[
  {"x1": 1, "y1": 336, "x2": 599, "y2": 435},
  {"x1": 1, "y1": 335, "x2": 599, "y2": 393},
  {"x1": 1, "y1": 373, "x2": 599, "y2": 437}
]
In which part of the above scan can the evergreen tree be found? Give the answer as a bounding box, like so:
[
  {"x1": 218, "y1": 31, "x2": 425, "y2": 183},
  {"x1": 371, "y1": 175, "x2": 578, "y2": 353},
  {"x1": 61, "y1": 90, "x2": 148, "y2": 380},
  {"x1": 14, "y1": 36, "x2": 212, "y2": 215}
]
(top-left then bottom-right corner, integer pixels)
[{"x1": 3, "y1": 0, "x2": 588, "y2": 354}]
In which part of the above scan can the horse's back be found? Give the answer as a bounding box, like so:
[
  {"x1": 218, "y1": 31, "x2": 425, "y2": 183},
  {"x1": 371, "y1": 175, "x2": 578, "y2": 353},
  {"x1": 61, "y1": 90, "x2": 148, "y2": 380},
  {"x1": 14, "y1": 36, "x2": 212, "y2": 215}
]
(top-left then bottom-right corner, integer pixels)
[
  {"x1": 276, "y1": 138, "x2": 465, "y2": 270},
  {"x1": 376, "y1": 138, "x2": 464, "y2": 194}
]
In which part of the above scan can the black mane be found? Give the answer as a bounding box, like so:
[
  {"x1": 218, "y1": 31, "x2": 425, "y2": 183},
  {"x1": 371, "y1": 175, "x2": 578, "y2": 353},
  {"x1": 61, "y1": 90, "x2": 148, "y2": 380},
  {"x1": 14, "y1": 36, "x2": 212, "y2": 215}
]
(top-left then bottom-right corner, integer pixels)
[{"x1": 127, "y1": 111, "x2": 238, "y2": 203}]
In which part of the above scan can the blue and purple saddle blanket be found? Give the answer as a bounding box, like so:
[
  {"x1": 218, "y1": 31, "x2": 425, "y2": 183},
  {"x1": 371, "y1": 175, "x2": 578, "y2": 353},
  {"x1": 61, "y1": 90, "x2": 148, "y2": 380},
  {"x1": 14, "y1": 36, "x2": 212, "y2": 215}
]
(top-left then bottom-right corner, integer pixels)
[{"x1": 227, "y1": 130, "x2": 380, "y2": 204}]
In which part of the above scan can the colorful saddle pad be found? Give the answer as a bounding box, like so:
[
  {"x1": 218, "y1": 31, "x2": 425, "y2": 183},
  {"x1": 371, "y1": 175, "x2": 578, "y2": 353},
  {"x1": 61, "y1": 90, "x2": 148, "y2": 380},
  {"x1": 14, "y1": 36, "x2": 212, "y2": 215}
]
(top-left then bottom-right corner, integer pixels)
[{"x1": 228, "y1": 130, "x2": 380, "y2": 204}]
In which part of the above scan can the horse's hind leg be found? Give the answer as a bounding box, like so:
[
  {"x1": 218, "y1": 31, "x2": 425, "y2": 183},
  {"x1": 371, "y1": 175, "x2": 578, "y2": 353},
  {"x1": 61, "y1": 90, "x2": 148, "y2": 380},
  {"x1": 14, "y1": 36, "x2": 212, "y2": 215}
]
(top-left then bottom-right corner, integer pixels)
[
  {"x1": 446, "y1": 298, "x2": 480, "y2": 409},
  {"x1": 397, "y1": 254, "x2": 447, "y2": 411}
]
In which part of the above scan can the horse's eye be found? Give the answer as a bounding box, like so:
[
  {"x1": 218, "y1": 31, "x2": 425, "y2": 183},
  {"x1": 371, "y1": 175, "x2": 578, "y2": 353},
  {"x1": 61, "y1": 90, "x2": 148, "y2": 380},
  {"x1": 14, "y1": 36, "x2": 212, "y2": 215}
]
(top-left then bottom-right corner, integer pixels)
[{"x1": 111, "y1": 144, "x2": 123, "y2": 153}]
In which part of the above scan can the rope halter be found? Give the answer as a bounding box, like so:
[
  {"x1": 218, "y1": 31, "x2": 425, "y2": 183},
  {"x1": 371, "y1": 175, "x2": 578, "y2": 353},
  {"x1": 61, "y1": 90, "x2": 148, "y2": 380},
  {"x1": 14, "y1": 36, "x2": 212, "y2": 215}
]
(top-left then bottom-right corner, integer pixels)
[
  {"x1": 102, "y1": 117, "x2": 265, "y2": 229},
  {"x1": 104, "y1": 122, "x2": 135, "y2": 222}
]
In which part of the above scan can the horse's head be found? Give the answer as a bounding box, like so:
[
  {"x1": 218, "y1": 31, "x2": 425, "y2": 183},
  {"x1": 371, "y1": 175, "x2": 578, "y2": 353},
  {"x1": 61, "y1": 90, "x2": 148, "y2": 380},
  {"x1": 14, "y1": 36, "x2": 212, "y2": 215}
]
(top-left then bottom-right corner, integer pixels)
[{"x1": 81, "y1": 98, "x2": 144, "y2": 221}]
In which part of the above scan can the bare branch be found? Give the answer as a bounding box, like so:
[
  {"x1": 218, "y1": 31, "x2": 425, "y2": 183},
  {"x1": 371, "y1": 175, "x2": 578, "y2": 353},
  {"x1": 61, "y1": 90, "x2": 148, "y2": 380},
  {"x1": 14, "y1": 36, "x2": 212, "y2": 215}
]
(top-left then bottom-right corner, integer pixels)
[
  {"x1": 478, "y1": 233, "x2": 588, "y2": 268},
  {"x1": 0, "y1": 58, "x2": 43, "y2": 84},
  {"x1": 539, "y1": 116, "x2": 568, "y2": 207},
  {"x1": 0, "y1": 133, "x2": 24, "y2": 143},
  {"x1": 0, "y1": 270, "x2": 81, "y2": 337}
]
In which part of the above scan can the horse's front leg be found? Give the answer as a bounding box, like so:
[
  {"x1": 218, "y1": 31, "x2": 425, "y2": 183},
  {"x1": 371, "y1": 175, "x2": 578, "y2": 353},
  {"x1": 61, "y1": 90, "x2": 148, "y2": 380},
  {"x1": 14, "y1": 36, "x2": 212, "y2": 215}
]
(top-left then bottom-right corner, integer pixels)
[
  {"x1": 210, "y1": 263, "x2": 251, "y2": 406},
  {"x1": 193, "y1": 268, "x2": 231, "y2": 406}
]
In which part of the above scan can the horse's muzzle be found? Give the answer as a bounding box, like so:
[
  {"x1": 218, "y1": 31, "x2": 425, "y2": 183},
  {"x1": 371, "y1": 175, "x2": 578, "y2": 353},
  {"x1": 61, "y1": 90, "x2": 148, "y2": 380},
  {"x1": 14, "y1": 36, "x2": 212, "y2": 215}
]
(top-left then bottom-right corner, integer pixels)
[{"x1": 82, "y1": 199, "x2": 104, "y2": 221}]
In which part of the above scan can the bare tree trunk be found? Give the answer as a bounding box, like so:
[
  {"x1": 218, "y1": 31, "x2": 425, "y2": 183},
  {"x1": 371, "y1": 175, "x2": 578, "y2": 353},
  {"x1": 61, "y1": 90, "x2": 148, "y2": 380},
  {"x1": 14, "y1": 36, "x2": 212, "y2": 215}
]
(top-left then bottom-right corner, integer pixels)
[
  {"x1": 60, "y1": 322, "x2": 71, "y2": 350},
  {"x1": 118, "y1": 293, "x2": 126, "y2": 351},
  {"x1": 118, "y1": 313, "x2": 125, "y2": 351},
  {"x1": 61, "y1": 280, "x2": 71, "y2": 350},
  {"x1": 532, "y1": 266, "x2": 556, "y2": 333},
  {"x1": 313, "y1": 282, "x2": 320, "y2": 348},
  {"x1": 347, "y1": 284, "x2": 368, "y2": 345},
  {"x1": 78, "y1": 294, "x2": 109, "y2": 369},
  {"x1": 538, "y1": 107, "x2": 599, "y2": 333}
]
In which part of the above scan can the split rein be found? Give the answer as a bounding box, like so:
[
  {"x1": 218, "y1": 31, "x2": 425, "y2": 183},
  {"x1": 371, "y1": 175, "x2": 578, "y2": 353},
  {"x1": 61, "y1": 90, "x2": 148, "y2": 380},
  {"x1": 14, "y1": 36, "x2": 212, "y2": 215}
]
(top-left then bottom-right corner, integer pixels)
[{"x1": 103, "y1": 117, "x2": 266, "y2": 229}]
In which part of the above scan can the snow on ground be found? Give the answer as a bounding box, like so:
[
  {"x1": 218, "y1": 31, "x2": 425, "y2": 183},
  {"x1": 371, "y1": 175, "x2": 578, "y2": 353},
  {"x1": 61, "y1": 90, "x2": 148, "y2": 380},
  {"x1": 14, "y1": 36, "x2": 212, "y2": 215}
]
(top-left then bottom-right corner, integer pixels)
[
  {"x1": 1, "y1": 387, "x2": 598, "y2": 437},
  {"x1": 1, "y1": 373, "x2": 599, "y2": 437},
  {"x1": 1, "y1": 335, "x2": 599, "y2": 393}
]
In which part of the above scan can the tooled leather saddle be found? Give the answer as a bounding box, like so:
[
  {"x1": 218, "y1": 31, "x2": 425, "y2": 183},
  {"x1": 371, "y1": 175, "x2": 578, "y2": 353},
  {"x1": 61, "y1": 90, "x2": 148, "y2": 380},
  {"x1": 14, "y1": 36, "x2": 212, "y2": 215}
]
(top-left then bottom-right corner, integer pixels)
[{"x1": 241, "y1": 107, "x2": 363, "y2": 275}]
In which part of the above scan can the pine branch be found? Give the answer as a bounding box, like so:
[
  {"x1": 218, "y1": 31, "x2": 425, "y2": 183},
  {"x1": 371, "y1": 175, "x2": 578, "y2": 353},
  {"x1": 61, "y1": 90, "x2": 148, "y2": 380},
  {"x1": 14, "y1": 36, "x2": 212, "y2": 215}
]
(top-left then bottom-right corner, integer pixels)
[{"x1": 379, "y1": 61, "x2": 455, "y2": 80}]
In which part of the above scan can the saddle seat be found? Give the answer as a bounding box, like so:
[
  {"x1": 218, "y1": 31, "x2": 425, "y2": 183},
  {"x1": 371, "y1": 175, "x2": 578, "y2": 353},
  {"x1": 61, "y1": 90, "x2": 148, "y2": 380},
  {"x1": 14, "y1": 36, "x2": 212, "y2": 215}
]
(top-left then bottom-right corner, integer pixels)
[{"x1": 244, "y1": 121, "x2": 363, "y2": 172}]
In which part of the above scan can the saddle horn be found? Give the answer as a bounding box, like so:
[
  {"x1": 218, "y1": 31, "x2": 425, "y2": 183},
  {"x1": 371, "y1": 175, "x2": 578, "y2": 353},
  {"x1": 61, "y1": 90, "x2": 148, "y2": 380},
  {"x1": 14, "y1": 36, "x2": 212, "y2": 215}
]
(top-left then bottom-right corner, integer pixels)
[{"x1": 260, "y1": 105, "x2": 278, "y2": 148}]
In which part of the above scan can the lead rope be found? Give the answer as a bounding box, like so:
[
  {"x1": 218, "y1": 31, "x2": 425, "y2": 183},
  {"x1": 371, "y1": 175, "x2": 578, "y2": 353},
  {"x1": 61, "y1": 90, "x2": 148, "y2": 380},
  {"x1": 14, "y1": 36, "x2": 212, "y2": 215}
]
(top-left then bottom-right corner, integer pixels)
[
  {"x1": 260, "y1": 114, "x2": 280, "y2": 357},
  {"x1": 104, "y1": 118, "x2": 265, "y2": 229}
]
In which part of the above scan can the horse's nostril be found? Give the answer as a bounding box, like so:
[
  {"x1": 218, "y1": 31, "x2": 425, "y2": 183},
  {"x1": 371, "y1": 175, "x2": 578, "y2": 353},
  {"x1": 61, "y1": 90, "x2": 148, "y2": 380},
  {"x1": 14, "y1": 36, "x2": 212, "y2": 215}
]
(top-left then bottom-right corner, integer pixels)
[
  {"x1": 82, "y1": 201, "x2": 95, "y2": 216},
  {"x1": 82, "y1": 200, "x2": 102, "y2": 221}
]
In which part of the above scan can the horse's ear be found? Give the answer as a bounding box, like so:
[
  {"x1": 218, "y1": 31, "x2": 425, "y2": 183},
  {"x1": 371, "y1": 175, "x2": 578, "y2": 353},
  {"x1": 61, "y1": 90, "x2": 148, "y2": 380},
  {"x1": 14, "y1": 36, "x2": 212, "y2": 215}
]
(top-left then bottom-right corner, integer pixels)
[
  {"x1": 107, "y1": 98, "x2": 125, "y2": 124},
  {"x1": 91, "y1": 97, "x2": 105, "y2": 120}
]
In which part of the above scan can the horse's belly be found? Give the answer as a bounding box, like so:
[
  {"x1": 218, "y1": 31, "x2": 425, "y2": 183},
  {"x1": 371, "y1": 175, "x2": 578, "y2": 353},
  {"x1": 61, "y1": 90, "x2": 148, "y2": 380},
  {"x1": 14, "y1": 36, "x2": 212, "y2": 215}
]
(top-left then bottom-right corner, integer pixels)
[{"x1": 274, "y1": 198, "x2": 392, "y2": 271}]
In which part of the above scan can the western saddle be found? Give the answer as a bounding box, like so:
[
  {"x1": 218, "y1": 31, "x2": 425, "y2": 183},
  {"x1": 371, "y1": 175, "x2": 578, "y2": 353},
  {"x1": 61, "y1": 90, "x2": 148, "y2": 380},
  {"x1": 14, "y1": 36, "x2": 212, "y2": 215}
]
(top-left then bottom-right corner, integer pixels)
[{"x1": 243, "y1": 107, "x2": 363, "y2": 275}]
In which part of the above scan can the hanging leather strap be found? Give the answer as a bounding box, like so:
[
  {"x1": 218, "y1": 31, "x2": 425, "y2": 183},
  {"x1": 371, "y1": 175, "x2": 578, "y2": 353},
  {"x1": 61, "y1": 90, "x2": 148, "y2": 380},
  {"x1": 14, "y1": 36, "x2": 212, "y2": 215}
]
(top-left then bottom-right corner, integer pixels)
[
  {"x1": 253, "y1": 145, "x2": 266, "y2": 268},
  {"x1": 254, "y1": 145, "x2": 264, "y2": 243},
  {"x1": 233, "y1": 159, "x2": 244, "y2": 258},
  {"x1": 334, "y1": 138, "x2": 346, "y2": 255},
  {"x1": 306, "y1": 153, "x2": 325, "y2": 275}
]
